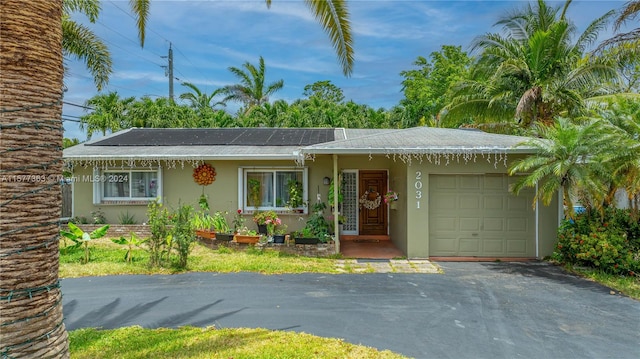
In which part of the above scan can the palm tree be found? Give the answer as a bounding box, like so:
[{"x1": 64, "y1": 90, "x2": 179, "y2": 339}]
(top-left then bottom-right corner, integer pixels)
[
  {"x1": 1, "y1": 2, "x2": 69, "y2": 357},
  {"x1": 598, "y1": 1, "x2": 639, "y2": 50},
  {"x1": 1, "y1": 1, "x2": 351, "y2": 356},
  {"x1": 443, "y1": 0, "x2": 617, "y2": 131},
  {"x1": 1, "y1": 2, "x2": 148, "y2": 357},
  {"x1": 80, "y1": 92, "x2": 135, "y2": 139},
  {"x1": 223, "y1": 56, "x2": 284, "y2": 113},
  {"x1": 597, "y1": 97, "x2": 640, "y2": 213},
  {"x1": 509, "y1": 118, "x2": 616, "y2": 218},
  {"x1": 179, "y1": 82, "x2": 226, "y2": 113}
]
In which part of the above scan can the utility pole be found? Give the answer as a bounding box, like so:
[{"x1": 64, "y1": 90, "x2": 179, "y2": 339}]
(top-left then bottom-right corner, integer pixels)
[
  {"x1": 168, "y1": 43, "x2": 174, "y2": 102},
  {"x1": 162, "y1": 42, "x2": 174, "y2": 102}
]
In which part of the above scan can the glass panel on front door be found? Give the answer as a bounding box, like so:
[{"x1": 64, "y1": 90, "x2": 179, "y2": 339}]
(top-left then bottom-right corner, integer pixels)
[{"x1": 342, "y1": 171, "x2": 358, "y2": 233}]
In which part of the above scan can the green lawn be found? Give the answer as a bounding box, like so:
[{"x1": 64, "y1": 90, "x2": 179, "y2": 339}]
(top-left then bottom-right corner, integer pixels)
[
  {"x1": 70, "y1": 326, "x2": 410, "y2": 359},
  {"x1": 59, "y1": 237, "x2": 341, "y2": 278},
  {"x1": 565, "y1": 265, "x2": 640, "y2": 299}
]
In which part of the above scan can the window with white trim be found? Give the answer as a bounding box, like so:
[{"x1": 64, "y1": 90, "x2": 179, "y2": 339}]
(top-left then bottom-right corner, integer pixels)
[
  {"x1": 240, "y1": 167, "x2": 307, "y2": 213},
  {"x1": 94, "y1": 168, "x2": 161, "y2": 203}
]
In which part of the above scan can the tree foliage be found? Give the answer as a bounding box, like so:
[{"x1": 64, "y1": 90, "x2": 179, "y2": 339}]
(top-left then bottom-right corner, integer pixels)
[
  {"x1": 400, "y1": 45, "x2": 471, "y2": 127},
  {"x1": 443, "y1": 0, "x2": 617, "y2": 132},
  {"x1": 222, "y1": 56, "x2": 284, "y2": 114}
]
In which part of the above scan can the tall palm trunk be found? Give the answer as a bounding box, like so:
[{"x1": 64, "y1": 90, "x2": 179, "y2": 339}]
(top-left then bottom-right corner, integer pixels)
[{"x1": 1, "y1": 1, "x2": 69, "y2": 358}]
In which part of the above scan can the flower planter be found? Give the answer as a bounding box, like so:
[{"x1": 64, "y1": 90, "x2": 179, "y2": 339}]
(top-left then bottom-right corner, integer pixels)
[
  {"x1": 257, "y1": 224, "x2": 268, "y2": 235},
  {"x1": 234, "y1": 234, "x2": 261, "y2": 244},
  {"x1": 272, "y1": 234, "x2": 286, "y2": 243},
  {"x1": 195, "y1": 229, "x2": 216, "y2": 239},
  {"x1": 215, "y1": 233, "x2": 235, "y2": 241},
  {"x1": 294, "y1": 237, "x2": 320, "y2": 245}
]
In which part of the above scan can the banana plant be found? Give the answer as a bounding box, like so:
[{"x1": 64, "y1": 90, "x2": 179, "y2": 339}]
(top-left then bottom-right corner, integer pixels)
[
  {"x1": 111, "y1": 232, "x2": 147, "y2": 263},
  {"x1": 60, "y1": 222, "x2": 110, "y2": 264}
]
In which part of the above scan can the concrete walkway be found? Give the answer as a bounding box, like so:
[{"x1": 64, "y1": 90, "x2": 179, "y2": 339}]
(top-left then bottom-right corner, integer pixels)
[{"x1": 336, "y1": 258, "x2": 440, "y2": 273}]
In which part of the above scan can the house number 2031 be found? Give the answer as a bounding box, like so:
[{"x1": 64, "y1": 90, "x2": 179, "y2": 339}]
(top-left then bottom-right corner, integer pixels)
[{"x1": 415, "y1": 171, "x2": 423, "y2": 209}]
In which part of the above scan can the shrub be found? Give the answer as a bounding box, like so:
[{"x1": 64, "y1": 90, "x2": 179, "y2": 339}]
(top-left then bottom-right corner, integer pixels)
[
  {"x1": 91, "y1": 209, "x2": 107, "y2": 224},
  {"x1": 111, "y1": 232, "x2": 147, "y2": 263},
  {"x1": 70, "y1": 216, "x2": 88, "y2": 224},
  {"x1": 554, "y1": 208, "x2": 639, "y2": 275},
  {"x1": 60, "y1": 222, "x2": 110, "y2": 264},
  {"x1": 171, "y1": 203, "x2": 196, "y2": 269},
  {"x1": 146, "y1": 199, "x2": 172, "y2": 267},
  {"x1": 118, "y1": 211, "x2": 137, "y2": 225}
]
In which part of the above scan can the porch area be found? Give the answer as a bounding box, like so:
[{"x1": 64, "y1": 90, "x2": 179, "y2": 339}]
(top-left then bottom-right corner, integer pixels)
[{"x1": 339, "y1": 235, "x2": 404, "y2": 259}]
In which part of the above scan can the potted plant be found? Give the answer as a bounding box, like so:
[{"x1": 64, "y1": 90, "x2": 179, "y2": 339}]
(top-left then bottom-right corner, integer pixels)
[
  {"x1": 212, "y1": 211, "x2": 234, "y2": 241},
  {"x1": 272, "y1": 224, "x2": 288, "y2": 244},
  {"x1": 294, "y1": 201, "x2": 331, "y2": 244},
  {"x1": 193, "y1": 211, "x2": 216, "y2": 239},
  {"x1": 328, "y1": 213, "x2": 347, "y2": 234},
  {"x1": 232, "y1": 209, "x2": 245, "y2": 233},
  {"x1": 253, "y1": 210, "x2": 278, "y2": 234},
  {"x1": 293, "y1": 227, "x2": 319, "y2": 244},
  {"x1": 384, "y1": 190, "x2": 399, "y2": 210},
  {"x1": 286, "y1": 179, "x2": 304, "y2": 212},
  {"x1": 233, "y1": 227, "x2": 262, "y2": 244}
]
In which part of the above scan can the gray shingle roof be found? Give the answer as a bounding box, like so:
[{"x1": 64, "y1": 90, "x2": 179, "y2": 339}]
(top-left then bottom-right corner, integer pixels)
[{"x1": 302, "y1": 127, "x2": 533, "y2": 155}]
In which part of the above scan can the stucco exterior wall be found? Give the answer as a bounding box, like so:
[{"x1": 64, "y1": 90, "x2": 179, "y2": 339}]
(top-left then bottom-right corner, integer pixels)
[
  {"x1": 388, "y1": 159, "x2": 408, "y2": 254},
  {"x1": 537, "y1": 193, "x2": 560, "y2": 258},
  {"x1": 70, "y1": 159, "x2": 336, "y2": 233},
  {"x1": 402, "y1": 154, "x2": 559, "y2": 258},
  {"x1": 70, "y1": 152, "x2": 559, "y2": 259}
]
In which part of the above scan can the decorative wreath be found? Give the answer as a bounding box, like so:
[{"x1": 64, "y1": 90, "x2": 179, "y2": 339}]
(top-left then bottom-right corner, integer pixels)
[
  {"x1": 193, "y1": 163, "x2": 216, "y2": 186},
  {"x1": 359, "y1": 190, "x2": 382, "y2": 210}
]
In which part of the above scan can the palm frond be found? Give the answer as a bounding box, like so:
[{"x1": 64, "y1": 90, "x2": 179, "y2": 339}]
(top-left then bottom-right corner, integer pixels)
[
  {"x1": 129, "y1": 0, "x2": 150, "y2": 47},
  {"x1": 304, "y1": 0, "x2": 353, "y2": 76},
  {"x1": 614, "y1": 0, "x2": 640, "y2": 31},
  {"x1": 574, "y1": 10, "x2": 616, "y2": 53},
  {"x1": 63, "y1": 0, "x2": 101, "y2": 22},
  {"x1": 62, "y1": 18, "x2": 112, "y2": 90}
]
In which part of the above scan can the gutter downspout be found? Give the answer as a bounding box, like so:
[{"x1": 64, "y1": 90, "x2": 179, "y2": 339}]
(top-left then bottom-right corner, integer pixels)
[
  {"x1": 333, "y1": 154, "x2": 340, "y2": 253},
  {"x1": 535, "y1": 182, "x2": 540, "y2": 259}
]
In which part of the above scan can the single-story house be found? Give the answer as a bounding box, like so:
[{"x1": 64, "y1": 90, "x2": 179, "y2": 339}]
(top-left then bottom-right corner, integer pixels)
[{"x1": 63, "y1": 126, "x2": 561, "y2": 259}]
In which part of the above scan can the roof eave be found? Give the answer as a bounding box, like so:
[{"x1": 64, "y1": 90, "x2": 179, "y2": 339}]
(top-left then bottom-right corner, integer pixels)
[
  {"x1": 300, "y1": 147, "x2": 536, "y2": 155},
  {"x1": 64, "y1": 154, "x2": 299, "y2": 161}
]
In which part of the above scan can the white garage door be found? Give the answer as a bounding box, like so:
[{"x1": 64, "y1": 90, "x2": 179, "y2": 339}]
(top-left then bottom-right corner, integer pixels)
[{"x1": 429, "y1": 174, "x2": 536, "y2": 257}]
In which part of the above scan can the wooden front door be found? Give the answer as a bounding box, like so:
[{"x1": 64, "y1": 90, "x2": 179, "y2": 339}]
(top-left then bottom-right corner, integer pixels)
[{"x1": 359, "y1": 170, "x2": 387, "y2": 235}]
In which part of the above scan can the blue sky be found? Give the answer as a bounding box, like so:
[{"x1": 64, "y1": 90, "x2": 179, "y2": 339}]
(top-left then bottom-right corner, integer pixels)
[{"x1": 63, "y1": 0, "x2": 629, "y2": 140}]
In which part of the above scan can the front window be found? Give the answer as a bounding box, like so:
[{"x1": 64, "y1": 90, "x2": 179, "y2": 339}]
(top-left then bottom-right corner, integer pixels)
[
  {"x1": 96, "y1": 168, "x2": 161, "y2": 203},
  {"x1": 242, "y1": 167, "x2": 307, "y2": 212}
]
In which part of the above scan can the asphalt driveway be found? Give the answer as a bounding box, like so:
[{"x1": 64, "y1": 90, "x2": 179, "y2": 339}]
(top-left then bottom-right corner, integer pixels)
[{"x1": 61, "y1": 262, "x2": 639, "y2": 359}]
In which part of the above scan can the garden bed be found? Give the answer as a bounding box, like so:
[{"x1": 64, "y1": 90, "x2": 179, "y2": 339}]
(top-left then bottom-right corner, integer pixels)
[
  {"x1": 77, "y1": 224, "x2": 152, "y2": 238},
  {"x1": 199, "y1": 237, "x2": 337, "y2": 258}
]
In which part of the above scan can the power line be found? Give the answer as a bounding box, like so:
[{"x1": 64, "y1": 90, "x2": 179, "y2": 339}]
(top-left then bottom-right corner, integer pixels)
[
  {"x1": 172, "y1": 45, "x2": 209, "y2": 86},
  {"x1": 63, "y1": 101, "x2": 93, "y2": 110},
  {"x1": 104, "y1": 82, "x2": 165, "y2": 98},
  {"x1": 96, "y1": 19, "x2": 164, "y2": 59},
  {"x1": 107, "y1": 0, "x2": 172, "y2": 44},
  {"x1": 98, "y1": 35, "x2": 164, "y2": 68},
  {"x1": 105, "y1": 1, "x2": 210, "y2": 94}
]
